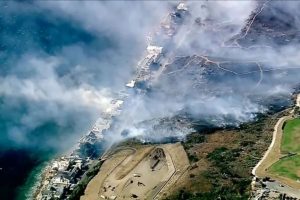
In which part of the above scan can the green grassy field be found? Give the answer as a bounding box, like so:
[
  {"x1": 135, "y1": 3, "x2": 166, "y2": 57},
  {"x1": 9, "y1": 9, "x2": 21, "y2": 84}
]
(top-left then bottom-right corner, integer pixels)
[
  {"x1": 282, "y1": 118, "x2": 300, "y2": 154},
  {"x1": 269, "y1": 155, "x2": 300, "y2": 181},
  {"x1": 268, "y1": 118, "x2": 300, "y2": 182}
]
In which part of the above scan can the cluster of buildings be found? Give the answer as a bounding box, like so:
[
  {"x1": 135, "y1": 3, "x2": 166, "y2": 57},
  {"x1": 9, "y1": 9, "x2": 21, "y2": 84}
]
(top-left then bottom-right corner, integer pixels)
[
  {"x1": 161, "y1": 2, "x2": 188, "y2": 37},
  {"x1": 126, "y1": 44, "x2": 164, "y2": 89},
  {"x1": 126, "y1": 2, "x2": 190, "y2": 90},
  {"x1": 36, "y1": 99, "x2": 124, "y2": 200},
  {"x1": 39, "y1": 156, "x2": 87, "y2": 199},
  {"x1": 251, "y1": 187, "x2": 299, "y2": 200},
  {"x1": 78, "y1": 99, "x2": 123, "y2": 145},
  {"x1": 251, "y1": 177, "x2": 300, "y2": 200}
]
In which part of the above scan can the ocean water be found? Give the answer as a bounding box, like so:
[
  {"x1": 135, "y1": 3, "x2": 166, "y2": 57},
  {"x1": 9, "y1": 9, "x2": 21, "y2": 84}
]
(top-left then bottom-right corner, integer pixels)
[
  {"x1": 16, "y1": 160, "x2": 49, "y2": 200},
  {"x1": 0, "y1": 98, "x2": 99, "y2": 199},
  {"x1": 0, "y1": 2, "x2": 121, "y2": 199},
  {"x1": 0, "y1": 148, "x2": 52, "y2": 200}
]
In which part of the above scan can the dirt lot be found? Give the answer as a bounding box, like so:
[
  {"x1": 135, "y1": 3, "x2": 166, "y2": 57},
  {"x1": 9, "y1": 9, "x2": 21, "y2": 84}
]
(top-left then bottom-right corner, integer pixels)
[{"x1": 80, "y1": 143, "x2": 189, "y2": 200}]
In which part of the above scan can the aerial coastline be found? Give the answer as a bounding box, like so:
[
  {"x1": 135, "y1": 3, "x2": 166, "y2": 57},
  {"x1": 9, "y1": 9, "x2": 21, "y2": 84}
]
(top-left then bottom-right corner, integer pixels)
[
  {"x1": 30, "y1": 3, "x2": 188, "y2": 199},
  {"x1": 3, "y1": 1, "x2": 300, "y2": 200}
]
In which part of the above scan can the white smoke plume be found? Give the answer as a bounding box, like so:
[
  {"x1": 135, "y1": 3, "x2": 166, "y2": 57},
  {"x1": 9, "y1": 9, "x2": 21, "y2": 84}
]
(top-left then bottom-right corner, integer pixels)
[{"x1": 1, "y1": 1, "x2": 300, "y2": 149}]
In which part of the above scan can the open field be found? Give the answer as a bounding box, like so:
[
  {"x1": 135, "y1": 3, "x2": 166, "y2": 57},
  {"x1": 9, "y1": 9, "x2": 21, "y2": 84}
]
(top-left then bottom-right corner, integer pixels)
[
  {"x1": 253, "y1": 116, "x2": 292, "y2": 177},
  {"x1": 269, "y1": 155, "x2": 300, "y2": 181},
  {"x1": 80, "y1": 143, "x2": 189, "y2": 200},
  {"x1": 266, "y1": 118, "x2": 300, "y2": 186},
  {"x1": 260, "y1": 116, "x2": 300, "y2": 189},
  {"x1": 249, "y1": 100, "x2": 300, "y2": 192},
  {"x1": 281, "y1": 118, "x2": 300, "y2": 154}
]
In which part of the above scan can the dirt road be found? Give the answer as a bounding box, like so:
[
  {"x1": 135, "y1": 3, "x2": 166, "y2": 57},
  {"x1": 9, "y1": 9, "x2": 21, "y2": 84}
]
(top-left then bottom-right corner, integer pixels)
[
  {"x1": 252, "y1": 115, "x2": 292, "y2": 177},
  {"x1": 252, "y1": 99, "x2": 300, "y2": 197}
]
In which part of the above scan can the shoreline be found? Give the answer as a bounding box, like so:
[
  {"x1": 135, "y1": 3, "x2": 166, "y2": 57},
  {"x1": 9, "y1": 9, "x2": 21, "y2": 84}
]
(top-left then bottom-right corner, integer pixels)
[
  {"x1": 25, "y1": 119, "x2": 106, "y2": 200},
  {"x1": 29, "y1": 3, "x2": 188, "y2": 199},
  {"x1": 17, "y1": 161, "x2": 50, "y2": 200},
  {"x1": 31, "y1": 165, "x2": 51, "y2": 200},
  {"x1": 30, "y1": 99, "x2": 124, "y2": 199}
]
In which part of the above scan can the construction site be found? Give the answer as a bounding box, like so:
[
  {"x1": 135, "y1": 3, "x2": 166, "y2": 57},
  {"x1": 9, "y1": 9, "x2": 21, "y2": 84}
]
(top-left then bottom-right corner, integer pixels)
[{"x1": 80, "y1": 143, "x2": 190, "y2": 200}]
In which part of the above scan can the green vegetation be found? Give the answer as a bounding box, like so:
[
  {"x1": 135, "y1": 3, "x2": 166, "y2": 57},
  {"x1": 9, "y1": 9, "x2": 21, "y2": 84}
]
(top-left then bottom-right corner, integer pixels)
[
  {"x1": 187, "y1": 153, "x2": 199, "y2": 163},
  {"x1": 281, "y1": 118, "x2": 300, "y2": 154},
  {"x1": 185, "y1": 133, "x2": 206, "y2": 144},
  {"x1": 263, "y1": 115, "x2": 300, "y2": 183},
  {"x1": 68, "y1": 160, "x2": 103, "y2": 200},
  {"x1": 165, "y1": 113, "x2": 281, "y2": 200},
  {"x1": 239, "y1": 114, "x2": 268, "y2": 134},
  {"x1": 268, "y1": 118, "x2": 300, "y2": 182},
  {"x1": 269, "y1": 155, "x2": 300, "y2": 181},
  {"x1": 182, "y1": 133, "x2": 205, "y2": 163},
  {"x1": 114, "y1": 138, "x2": 146, "y2": 149},
  {"x1": 165, "y1": 187, "x2": 249, "y2": 200},
  {"x1": 294, "y1": 106, "x2": 300, "y2": 117},
  {"x1": 207, "y1": 147, "x2": 241, "y2": 176}
]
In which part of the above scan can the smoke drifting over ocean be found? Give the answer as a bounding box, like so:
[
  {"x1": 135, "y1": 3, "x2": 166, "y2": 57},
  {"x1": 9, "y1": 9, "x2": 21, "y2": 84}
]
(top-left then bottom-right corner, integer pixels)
[
  {"x1": 2, "y1": 1, "x2": 300, "y2": 150},
  {"x1": 2, "y1": 1, "x2": 300, "y2": 198},
  {"x1": 0, "y1": 1, "x2": 169, "y2": 150}
]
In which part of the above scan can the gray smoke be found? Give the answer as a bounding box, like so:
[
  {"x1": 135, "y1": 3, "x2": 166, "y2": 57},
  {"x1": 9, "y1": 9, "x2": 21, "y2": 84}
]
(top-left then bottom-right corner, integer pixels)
[
  {"x1": 2, "y1": 1, "x2": 300, "y2": 149},
  {"x1": 102, "y1": 1, "x2": 300, "y2": 142},
  {"x1": 0, "y1": 1, "x2": 173, "y2": 150}
]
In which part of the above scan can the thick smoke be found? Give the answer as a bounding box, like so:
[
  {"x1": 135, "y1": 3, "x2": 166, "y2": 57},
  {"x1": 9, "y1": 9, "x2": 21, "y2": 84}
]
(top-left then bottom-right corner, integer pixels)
[
  {"x1": 0, "y1": 1, "x2": 160, "y2": 150},
  {"x1": 2, "y1": 1, "x2": 300, "y2": 149},
  {"x1": 102, "y1": 1, "x2": 300, "y2": 142},
  {"x1": 0, "y1": 1, "x2": 172, "y2": 150}
]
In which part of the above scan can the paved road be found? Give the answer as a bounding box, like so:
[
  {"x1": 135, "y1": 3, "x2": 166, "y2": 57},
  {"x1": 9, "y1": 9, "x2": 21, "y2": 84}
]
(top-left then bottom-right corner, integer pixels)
[{"x1": 266, "y1": 181, "x2": 300, "y2": 198}]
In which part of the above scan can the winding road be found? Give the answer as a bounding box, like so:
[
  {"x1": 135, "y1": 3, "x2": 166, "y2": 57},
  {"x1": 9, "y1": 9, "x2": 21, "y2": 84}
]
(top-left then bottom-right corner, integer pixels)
[
  {"x1": 252, "y1": 95, "x2": 300, "y2": 198},
  {"x1": 252, "y1": 115, "x2": 292, "y2": 177}
]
